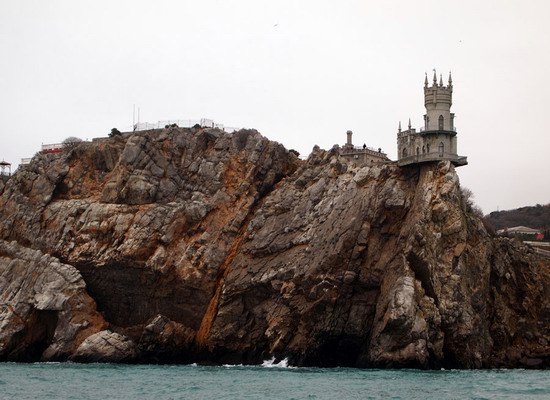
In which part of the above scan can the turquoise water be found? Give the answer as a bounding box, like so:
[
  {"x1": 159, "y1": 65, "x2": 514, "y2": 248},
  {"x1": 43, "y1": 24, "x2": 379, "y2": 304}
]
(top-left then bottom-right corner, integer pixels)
[{"x1": 0, "y1": 361, "x2": 548, "y2": 399}]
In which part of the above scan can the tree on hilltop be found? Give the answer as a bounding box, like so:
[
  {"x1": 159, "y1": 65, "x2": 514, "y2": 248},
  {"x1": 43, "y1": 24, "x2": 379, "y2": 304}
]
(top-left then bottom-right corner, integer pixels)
[
  {"x1": 62, "y1": 136, "x2": 83, "y2": 150},
  {"x1": 109, "y1": 128, "x2": 122, "y2": 137}
]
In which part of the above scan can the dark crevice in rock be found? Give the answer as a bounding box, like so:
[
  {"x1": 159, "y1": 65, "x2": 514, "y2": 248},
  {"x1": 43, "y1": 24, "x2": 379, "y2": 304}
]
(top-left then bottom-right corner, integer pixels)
[
  {"x1": 190, "y1": 346, "x2": 269, "y2": 366},
  {"x1": 3, "y1": 308, "x2": 58, "y2": 362},
  {"x1": 75, "y1": 262, "x2": 208, "y2": 330},
  {"x1": 294, "y1": 335, "x2": 364, "y2": 367},
  {"x1": 440, "y1": 340, "x2": 464, "y2": 369},
  {"x1": 51, "y1": 180, "x2": 70, "y2": 200},
  {"x1": 407, "y1": 252, "x2": 439, "y2": 307}
]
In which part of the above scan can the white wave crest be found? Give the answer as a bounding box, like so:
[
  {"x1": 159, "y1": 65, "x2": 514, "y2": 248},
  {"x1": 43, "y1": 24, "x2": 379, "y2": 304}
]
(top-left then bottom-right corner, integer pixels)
[
  {"x1": 222, "y1": 363, "x2": 244, "y2": 368},
  {"x1": 261, "y1": 357, "x2": 294, "y2": 368}
]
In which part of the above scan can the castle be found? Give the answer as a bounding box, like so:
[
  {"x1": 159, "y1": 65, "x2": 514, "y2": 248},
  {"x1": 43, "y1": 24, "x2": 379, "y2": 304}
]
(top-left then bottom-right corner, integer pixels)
[
  {"x1": 397, "y1": 71, "x2": 467, "y2": 167},
  {"x1": 341, "y1": 71, "x2": 467, "y2": 168}
]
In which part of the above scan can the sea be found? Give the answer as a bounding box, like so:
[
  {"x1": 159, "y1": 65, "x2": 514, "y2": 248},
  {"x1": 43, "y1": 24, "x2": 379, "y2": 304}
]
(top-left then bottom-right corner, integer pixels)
[{"x1": 0, "y1": 359, "x2": 548, "y2": 399}]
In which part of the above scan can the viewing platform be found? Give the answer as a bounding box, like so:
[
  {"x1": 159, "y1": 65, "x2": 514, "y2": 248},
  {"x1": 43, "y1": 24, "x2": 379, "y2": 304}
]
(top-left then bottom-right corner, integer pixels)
[
  {"x1": 339, "y1": 137, "x2": 389, "y2": 165},
  {"x1": 398, "y1": 152, "x2": 467, "y2": 167},
  {"x1": 341, "y1": 144, "x2": 387, "y2": 158}
]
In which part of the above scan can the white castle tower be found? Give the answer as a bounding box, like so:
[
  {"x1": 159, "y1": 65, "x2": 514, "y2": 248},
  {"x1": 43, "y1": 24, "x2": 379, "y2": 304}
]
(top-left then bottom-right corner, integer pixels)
[{"x1": 397, "y1": 71, "x2": 467, "y2": 167}]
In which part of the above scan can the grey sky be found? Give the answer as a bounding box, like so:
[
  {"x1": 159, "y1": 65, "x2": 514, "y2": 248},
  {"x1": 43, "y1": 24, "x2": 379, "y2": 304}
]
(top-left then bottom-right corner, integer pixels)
[{"x1": 1, "y1": 0, "x2": 549, "y2": 214}]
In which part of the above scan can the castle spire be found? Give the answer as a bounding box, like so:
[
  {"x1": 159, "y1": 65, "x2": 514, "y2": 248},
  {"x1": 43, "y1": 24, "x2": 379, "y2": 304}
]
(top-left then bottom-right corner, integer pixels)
[
  {"x1": 439, "y1": 74, "x2": 443, "y2": 87},
  {"x1": 398, "y1": 120, "x2": 402, "y2": 132},
  {"x1": 408, "y1": 118, "x2": 411, "y2": 130},
  {"x1": 432, "y1": 69, "x2": 437, "y2": 85},
  {"x1": 448, "y1": 71, "x2": 453, "y2": 87},
  {"x1": 424, "y1": 73, "x2": 428, "y2": 88}
]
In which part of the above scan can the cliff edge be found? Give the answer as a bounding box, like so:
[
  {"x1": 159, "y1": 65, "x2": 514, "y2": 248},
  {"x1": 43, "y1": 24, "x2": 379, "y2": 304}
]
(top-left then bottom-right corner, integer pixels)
[{"x1": 0, "y1": 127, "x2": 548, "y2": 368}]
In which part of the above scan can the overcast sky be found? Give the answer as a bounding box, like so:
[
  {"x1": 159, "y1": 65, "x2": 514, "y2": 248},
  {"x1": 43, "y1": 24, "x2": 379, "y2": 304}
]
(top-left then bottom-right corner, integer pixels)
[{"x1": 1, "y1": 0, "x2": 549, "y2": 214}]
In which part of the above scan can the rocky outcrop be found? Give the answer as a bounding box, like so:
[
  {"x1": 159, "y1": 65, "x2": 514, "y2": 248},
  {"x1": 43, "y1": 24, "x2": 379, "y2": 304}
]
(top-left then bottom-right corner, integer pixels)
[
  {"x1": 0, "y1": 127, "x2": 548, "y2": 367},
  {"x1": 70, "y1": 330, "x2": 137, "y2": 363},
  {"x1": 0, "y1": 240, "x2": 106, "y2": 361}
]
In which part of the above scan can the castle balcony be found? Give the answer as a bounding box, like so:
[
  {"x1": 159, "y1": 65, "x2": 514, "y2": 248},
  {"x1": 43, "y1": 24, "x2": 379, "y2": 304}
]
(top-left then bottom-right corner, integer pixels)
[
  {"x1": 419, "y1": 127, "x2": 457, "y2": 135},
  {"x1": 398, "y1": 152, "x2": 467, "y2": 167}
]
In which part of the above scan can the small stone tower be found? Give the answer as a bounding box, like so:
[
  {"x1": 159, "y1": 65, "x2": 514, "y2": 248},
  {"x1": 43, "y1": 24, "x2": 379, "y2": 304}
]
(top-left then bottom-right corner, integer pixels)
[
  {"x1": 397, "y1": 71, "x2": 467, "y2": 167},
  {"x1": 340, "y1": 130, "x2": 389, "y2": 165},
  {"x1": 346, "y1": 130, "x2": 353, "y2": 147}
]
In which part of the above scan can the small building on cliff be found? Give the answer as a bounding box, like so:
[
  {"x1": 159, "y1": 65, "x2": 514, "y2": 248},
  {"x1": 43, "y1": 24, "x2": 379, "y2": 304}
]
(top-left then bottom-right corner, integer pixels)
[
  {"x1": 339, "y1": 130, "x2": 389, "y2": 165},
  {"x1": 397, "y1": 71, "x2": 467, "y2": 167},
  {"x1": 0, "y1": 160, "x2": 11, "y2": 182},
  {"x1": 496, "y1": 226, "x2": 542, "y2": 236}
]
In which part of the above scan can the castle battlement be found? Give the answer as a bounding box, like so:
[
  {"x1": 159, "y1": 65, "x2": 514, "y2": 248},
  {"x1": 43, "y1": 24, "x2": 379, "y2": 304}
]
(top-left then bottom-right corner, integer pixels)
[{"x1": 424, "y1": 72, "x2": 453, "y2": 106}]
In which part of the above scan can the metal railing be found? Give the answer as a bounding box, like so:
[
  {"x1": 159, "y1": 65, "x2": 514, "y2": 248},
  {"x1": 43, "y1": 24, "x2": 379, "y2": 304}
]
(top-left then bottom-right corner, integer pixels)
[
  {"x1": 419, "y1": 126, "x2": 457, "y2": 132},
  {"x1": 341, "y1": 145, "x2": 387, "y2": 157},
  {"x1": 133, "y1": 119, "x2": 241, "y2": 133},
  {"x1": 41, "y1": 143, "x2": 64, "y2": 151}
]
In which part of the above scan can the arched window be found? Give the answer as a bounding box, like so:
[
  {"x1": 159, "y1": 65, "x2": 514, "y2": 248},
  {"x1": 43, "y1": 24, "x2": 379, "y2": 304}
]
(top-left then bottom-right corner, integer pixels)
[
  {"x1": 416, "y1": 147, "x2": 420, "y2": 155},
  {"x1": 422, "y1": 145, "x2": 425, "y2": 154},
  {"x1": 438, "y1": 142, "x2": 444, "y2": 156},
  {"x1": 438, "y1": 115, "x2": 444, "y2": 130},
  {"x1": 402, "y1": 148, "x2": 408, "y2": 157},
  {"x1": 426, "y1": 144, "x2": 430, "y2": 153}
]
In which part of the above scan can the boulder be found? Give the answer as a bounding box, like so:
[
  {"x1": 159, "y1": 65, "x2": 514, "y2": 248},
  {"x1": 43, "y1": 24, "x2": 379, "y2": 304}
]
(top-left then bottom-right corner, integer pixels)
[{"x1": 71, "y1": 330, "x2": 137, "y2": 363}]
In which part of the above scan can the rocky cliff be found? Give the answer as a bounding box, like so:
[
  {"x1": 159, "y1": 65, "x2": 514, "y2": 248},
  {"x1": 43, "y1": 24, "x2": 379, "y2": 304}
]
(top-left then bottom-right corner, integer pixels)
[{"x1": 0, "y1": 127, "x2": 548, "y2": 368}]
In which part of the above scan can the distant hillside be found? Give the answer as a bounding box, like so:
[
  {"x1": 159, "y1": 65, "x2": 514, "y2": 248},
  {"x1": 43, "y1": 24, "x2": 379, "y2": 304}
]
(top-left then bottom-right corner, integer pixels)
[{"x1": 485, "y1": 203, "x2": 550, "y2": 231}]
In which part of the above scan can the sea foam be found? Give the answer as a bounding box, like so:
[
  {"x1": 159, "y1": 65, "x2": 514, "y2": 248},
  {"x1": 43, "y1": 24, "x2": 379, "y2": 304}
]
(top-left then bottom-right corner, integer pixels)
[{"x1": 261, "y1": 357, "x2": 295, "y2": 368}]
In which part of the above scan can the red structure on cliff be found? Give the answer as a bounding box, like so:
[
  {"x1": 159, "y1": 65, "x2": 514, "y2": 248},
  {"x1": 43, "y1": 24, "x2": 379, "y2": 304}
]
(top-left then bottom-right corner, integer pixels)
[{"x1": 41, "y1": 143, "x2": 64, "y2": 154}]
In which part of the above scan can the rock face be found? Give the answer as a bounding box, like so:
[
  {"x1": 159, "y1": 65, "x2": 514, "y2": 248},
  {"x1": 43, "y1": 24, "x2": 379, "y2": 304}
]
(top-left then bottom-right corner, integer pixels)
[
  {"x1": 70, "y1": 330, "x2": 137, "y2": 363},
  {"x1": 0, "y1": 127, "x2": 548, "y2": 368}
]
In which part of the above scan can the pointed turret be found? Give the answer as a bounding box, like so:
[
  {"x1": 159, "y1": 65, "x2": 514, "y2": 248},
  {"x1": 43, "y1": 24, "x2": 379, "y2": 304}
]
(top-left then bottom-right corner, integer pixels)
[
  {"x1": 448, "y1": 71, "x2": 453, "y2": 87},
  {"x1": 424, "y1": 68, "x2": 453, "y2": 129},
  {"x1": 398, "y1": 121, "x2": 402, "y2": 133},
  {"x1": 424, "y1": 73, "x2": 428, "y2": 88},
  {"x1": 408, "y1": 118, "x2": 411, "y2": 130}
]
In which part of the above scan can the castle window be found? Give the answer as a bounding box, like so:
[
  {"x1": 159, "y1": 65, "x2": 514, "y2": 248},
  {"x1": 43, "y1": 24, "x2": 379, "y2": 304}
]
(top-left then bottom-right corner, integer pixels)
[
  {"x1": 416, "y1": 147, "x2": 420, "y2": 155},
  {"x1": 426, "y1": 144, "x2": 430, "y2": 153},
  {"x1": 439, "y1": 115, "x2": 444, "y2": 130},
  {"x1": 422, "y1": 145, "x2": 425, "y2": 154},
  {"x1": 439, "y1": 142, "x2": 444, "y2": 156},
  {"x1": 402, "y1": 148, "x2": 408, "y2": 157}
]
